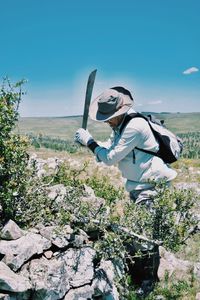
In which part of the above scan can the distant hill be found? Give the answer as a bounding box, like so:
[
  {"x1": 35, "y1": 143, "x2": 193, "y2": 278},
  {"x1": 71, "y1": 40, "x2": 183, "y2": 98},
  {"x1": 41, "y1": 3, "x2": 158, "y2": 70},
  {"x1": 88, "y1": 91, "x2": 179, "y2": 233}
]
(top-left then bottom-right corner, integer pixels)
[
  {"x1": 141, "y1": 111, "x2": 171, "y2": 115},
  {"x1": 16, "y1": 112, "x2": 200, "y2": 141}
]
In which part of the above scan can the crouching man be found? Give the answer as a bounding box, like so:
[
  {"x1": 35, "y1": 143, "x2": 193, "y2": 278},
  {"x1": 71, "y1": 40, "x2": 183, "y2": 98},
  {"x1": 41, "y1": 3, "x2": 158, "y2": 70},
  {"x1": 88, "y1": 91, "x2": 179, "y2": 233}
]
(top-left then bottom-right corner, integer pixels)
[{"x1": 74, "y1": 86, "x2": 177, "y2": 297}]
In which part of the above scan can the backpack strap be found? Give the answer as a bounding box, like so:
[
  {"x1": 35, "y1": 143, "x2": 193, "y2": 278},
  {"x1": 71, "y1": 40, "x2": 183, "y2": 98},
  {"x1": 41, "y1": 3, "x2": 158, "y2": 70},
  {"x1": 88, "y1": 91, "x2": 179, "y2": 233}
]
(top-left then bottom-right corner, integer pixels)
[
  {"x1": 119, "y1": 113, "x2": 144, "y2": 134},
  {"x1": 119, "y1": 113, "x2": 161, "y2": 157}
]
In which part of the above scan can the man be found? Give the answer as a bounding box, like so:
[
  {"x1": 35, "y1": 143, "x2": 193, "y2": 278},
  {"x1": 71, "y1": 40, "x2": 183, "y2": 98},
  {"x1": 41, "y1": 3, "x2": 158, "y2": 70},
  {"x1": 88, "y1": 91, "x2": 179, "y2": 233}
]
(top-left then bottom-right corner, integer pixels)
[{"x1": 74, "y1": 87, "x2": 177, "y2": 296}]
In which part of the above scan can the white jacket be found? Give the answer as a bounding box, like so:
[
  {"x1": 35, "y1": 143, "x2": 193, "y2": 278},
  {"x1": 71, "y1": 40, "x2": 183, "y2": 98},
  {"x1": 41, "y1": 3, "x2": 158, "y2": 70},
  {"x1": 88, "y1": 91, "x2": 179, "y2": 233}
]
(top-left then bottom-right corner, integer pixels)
[{"x1": 94, "y1": 108, "x2": 177, "y2": 191}]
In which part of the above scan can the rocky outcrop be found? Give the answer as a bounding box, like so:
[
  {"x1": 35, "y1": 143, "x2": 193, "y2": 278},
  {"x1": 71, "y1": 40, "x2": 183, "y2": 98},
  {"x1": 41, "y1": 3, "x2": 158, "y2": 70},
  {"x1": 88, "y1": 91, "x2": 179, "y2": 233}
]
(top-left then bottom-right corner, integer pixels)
[
  {"x1": 1, "y1": 218, "x2": 200, "y2": 299},
  {"x1": 0, "y1": 220, "x2": 120, "y2": 300},
  {"x1": 0, "y1": 232, "x2": 51, "y2": 271}
]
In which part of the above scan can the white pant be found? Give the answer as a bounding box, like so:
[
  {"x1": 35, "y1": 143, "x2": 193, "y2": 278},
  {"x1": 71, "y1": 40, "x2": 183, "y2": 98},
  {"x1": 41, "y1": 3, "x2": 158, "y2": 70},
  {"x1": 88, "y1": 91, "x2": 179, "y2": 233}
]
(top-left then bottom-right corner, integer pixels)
[
  {"x1": 130, "y1": 188, "x2": 157, "y2": 206},
  {"x1": 130, "y1": 181, "x2": 171, "y2": 206}
]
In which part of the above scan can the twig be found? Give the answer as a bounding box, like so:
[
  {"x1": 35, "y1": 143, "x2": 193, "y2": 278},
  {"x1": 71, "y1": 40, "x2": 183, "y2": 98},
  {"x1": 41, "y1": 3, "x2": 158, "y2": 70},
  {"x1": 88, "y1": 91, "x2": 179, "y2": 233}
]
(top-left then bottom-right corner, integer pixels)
[
  {"x1": 90, "y1": 219, "x2": 163, "y2": 246},
  {"x1": 110, "y1": 223, "x2": 163, "y2": 246}
]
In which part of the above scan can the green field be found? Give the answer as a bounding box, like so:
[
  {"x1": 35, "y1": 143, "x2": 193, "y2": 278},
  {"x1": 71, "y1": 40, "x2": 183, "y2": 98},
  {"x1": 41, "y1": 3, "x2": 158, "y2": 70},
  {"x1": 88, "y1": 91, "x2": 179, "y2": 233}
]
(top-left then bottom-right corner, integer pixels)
[
  {"x1": 16, "y1": 112, "x2": 200, "y2": 141},
  {"x1": 16, "y1": 115, "x2": 111, "y2": 141}
]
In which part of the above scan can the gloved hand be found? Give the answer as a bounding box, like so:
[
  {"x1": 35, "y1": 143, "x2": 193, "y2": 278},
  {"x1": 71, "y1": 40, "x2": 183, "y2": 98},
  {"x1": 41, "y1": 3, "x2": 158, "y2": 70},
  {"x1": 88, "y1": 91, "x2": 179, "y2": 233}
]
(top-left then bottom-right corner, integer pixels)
[{"x1": 74, "y1": 128, "x2": 93, "y2": 146}]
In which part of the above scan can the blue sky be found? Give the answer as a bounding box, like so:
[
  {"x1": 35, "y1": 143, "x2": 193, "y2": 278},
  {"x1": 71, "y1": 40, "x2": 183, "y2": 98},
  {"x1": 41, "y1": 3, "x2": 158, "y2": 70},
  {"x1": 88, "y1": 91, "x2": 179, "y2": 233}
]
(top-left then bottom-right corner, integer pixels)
[{"x1": 0, "y1": 0, "x2": 199, "y2": 116}]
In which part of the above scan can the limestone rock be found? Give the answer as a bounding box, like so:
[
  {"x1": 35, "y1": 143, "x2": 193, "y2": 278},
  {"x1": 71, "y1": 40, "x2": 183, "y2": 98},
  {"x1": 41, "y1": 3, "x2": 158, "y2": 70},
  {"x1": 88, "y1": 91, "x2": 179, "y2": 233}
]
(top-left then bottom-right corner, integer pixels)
[
  {"x1": 60, "y1": 246, "x2": 96, "y2": 287},
  {"x1": 43, "y1": 250, "x2": 53, "y2": 259},
  {"x1": 72, "y1": 229, "x2": 89, "y2": 247},
  {"x1": 0, "y1": 233, "x2": 51, "y2": 271},
  {"x1": 39, "y1": 225, "x2": 72, "y2": 248},
  {"x1": 47, "y1": 184, "x2": 67, "y2": 203},
  {"x1": 92, "y1": 260, "x2": 119, "y2": 300},
  {"x1": 158, "y1": 246, "x2": 194, "y2": 280},
  {"x1": 64, "y1": 285, "x2": 94, "y2": 300},
  {"x1": 1, "y1": 220, "x2": 24, "y2": 241},
  {"x1": 0, "y1": 261, "x2": 31, "y2": 299},
  {"x1": 21, "y1": 257, "x2": 70, "y2": 300}
]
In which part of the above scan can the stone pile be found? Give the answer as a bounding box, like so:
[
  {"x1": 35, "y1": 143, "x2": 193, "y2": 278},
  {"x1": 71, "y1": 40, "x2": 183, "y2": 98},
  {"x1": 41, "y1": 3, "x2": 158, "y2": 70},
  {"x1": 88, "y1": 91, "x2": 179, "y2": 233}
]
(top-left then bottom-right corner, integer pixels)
[
  {"x1": 0, "y1": 220, "x2": 120, "y2": 300},
  {"x1": 1, "y1": 220, "x2": 200, "y2": 300}
]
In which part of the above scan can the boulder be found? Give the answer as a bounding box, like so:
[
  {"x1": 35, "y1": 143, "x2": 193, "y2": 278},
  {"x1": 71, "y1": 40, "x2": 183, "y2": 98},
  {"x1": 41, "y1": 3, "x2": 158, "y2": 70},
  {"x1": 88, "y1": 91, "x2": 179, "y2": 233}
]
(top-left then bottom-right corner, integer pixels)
[
  {"x1": 60, "y1": 246, "x2": 96, "y2": 287},
  {"x1": 0, "y1": 262, "x2": 31, "y2": 299},
  {"x1": 92, "y1": 260, "x2": 119, "y2": 300},
  {"x1": 21, "y1": 257, "x2": 69, "y2": 300},
  {"x1": 39, "y1": 225, "x2": 72, "y2": 248},
  {"x1": 0, "y1": 220, "x2": 24, "y2": 241},
  {"x1": 0, "y1": 233, "x2": 51, "y2": 271}
]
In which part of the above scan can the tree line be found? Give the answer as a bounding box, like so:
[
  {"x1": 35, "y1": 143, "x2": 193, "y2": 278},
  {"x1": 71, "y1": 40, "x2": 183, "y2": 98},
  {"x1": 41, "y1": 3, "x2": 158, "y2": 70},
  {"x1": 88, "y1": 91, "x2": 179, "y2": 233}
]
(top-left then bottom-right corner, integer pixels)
[{"x1": 29, "y1": 132, "x2": 200, "y2": 159}]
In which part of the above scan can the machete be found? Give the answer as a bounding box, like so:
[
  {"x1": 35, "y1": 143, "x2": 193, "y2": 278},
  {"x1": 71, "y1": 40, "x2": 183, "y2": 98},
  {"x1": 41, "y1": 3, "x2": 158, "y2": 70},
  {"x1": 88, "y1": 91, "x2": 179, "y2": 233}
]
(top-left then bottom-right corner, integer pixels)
[{"x1": 82, "y1": 69, "x2": 97, "y2": 129}]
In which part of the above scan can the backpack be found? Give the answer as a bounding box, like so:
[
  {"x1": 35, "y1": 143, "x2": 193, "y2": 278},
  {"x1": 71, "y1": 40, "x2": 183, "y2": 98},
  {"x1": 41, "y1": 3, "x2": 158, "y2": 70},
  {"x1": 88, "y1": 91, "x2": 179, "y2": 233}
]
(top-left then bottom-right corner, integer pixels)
[{"x1": 119, "y1": 113, "x2": 183, "y2": 164}]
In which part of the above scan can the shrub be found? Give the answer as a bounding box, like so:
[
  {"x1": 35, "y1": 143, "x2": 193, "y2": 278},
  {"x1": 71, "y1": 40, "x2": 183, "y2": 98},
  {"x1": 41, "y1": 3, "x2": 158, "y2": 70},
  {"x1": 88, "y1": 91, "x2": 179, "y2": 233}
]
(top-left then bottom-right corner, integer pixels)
[{"x1": 0, "y1": 78, "x2": 30, "y2": 225}]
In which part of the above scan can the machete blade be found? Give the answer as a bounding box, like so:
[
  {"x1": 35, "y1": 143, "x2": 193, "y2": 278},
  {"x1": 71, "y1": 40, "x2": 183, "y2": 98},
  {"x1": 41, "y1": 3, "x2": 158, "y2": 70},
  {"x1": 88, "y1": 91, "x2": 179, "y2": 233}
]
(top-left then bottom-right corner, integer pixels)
[{"x1": 82, "y1": 69, "x2": 97, "y2": 129}]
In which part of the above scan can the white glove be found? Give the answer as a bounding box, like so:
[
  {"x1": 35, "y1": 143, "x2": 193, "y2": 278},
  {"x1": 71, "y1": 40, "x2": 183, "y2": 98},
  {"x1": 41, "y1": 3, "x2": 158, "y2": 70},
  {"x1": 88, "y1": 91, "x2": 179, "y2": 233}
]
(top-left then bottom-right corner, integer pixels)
[{"x1": 74, "y1": 128, "x2": 93, "y2": 146}]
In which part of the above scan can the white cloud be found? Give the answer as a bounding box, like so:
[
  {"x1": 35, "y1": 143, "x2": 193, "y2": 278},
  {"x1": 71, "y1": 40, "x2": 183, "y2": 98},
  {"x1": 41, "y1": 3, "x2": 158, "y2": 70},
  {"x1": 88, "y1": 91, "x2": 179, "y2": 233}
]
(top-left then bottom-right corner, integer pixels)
[
  {"x1": 135, "y1": 102, "x2": 143, "y2": 107},
  {"x1": 147, "y1": 100, "x2": 162, "y2": 105},
  {"x1": 183, "y1": 67, "x2": 199, "y2": 75}
]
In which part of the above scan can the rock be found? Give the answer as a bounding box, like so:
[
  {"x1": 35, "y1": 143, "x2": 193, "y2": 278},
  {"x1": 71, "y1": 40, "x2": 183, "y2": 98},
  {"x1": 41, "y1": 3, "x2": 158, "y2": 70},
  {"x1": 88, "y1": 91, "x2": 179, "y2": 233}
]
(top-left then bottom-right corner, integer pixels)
[
  {"x1": 83, "y1": 184, "x2": 96, "y2": 198},
  {"x1": 39, "y1": 225, "x2": 72, "y2": 248},
  {"x1": 47, "y1": 184, "x2": 67, "y2": 203},
  {"x1": 64, "y1": 285, "x2": 94, "y2": 300},
  {"x1": 0, "y1": 262, "x2": 31, "y2": 299},
  {"x1": 72, "y1": 229, "x2": 89, "y2": 247},
  {"x1": 28, "y1": 227, "x2": 39, "y2": 234},
  {"x1": 0, "y1": 294, "x2": 10, "y2": 300},
  {"x1": 194, "y1": 262, "x2": 200, "y2": 279},
  {"x1": 158, "y1": 246, "x2": 194, "y2": 280},
  {"x1": 37, "y1": 169, "x2": 46, "y2": 177},
  {"x1": 81, "y1": 184, "x2": 106, "y2": 215},
  {"x1": 21, "y1": 257, "x2": 70, "y2": 300},
  {"x1": 92, "y1": 260, "x2": 119, "y2": 300},
  {"x1": 0, "y1": 233, "x2": 51, "y2": 271},
  {"x1": 60, "y1": 246, "x2": 96, "y2": 287},
  {"x1": 43, "y1": 250, "x2": 53, "y2": 259},
  {"x1": 1, "y1": 220, "x2": 24, "y2": 241},
  {"x1": 196, "y1": 292, "x2": 200, "y2": 300},
  {"x1": 46, "y1": 157, "x2": 62, "y2": 170}
]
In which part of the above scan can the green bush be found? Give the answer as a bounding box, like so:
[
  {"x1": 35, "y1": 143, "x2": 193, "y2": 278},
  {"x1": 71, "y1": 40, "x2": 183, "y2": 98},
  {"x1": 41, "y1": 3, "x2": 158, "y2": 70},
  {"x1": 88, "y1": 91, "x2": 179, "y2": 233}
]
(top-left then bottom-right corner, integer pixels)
[{"x1": 0, "y1": 78, "x2": 30, "y2": 225}]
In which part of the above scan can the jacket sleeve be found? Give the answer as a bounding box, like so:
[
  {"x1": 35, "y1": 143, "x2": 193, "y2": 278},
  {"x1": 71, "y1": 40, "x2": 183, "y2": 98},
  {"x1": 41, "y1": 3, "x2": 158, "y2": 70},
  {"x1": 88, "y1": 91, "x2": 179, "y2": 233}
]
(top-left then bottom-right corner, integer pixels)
[{"x1": 94, "y1": 124, "x2": 141, "y2": 166}]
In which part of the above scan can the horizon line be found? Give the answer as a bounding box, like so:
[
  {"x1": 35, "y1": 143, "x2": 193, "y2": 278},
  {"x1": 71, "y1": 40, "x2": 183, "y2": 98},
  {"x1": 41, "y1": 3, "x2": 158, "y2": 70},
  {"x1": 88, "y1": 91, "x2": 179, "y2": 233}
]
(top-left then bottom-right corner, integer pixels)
[{"x1": 19, "y1": 111, "x2": 200, "y2": 118}]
